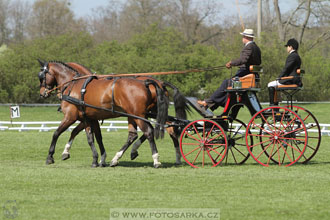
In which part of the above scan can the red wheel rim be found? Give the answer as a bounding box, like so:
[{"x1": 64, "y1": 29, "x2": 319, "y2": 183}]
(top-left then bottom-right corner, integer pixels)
[
  {"x1": 246, "y1": 107, "x2": 308, "y2": 167},
  {"x1": 284, "y1": 105, "x2": 321, "y2": 163},
  {"x1": 180, "y1": 119, "x2": 228, "y2": 168}
]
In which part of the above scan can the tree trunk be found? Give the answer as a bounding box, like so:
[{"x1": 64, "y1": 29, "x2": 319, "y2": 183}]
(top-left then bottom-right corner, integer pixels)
[
  {"x1": 298, "y1": 0, "x2": 312, "y2": 44},
  {"x1": 273, "y1": 0, "x2": 284, "y2": 41}
]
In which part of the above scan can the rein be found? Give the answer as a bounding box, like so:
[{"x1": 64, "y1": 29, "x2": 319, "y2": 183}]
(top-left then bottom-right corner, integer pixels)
[{"x1": 45, "y1": 65, "x2": 226, "y2": 95}]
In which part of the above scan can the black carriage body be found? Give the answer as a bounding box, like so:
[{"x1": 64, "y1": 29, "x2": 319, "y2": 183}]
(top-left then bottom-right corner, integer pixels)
[{"x1": 221, "y1": 89, "x2": 262, "y2": 120}]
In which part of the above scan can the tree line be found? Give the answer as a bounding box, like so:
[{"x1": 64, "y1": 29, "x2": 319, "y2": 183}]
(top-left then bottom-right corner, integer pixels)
[{"x1": 0, "y1": 0, "x2": 329, "y2": 103}]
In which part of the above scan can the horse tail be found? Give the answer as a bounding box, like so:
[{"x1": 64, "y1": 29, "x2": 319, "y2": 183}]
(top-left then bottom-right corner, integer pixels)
[
  {"x1": 162, "y1": 81, "x2": 191, "y2": 120},
  {"x1": 145, "y1": 79, "x2": 169, "y2": 139}
]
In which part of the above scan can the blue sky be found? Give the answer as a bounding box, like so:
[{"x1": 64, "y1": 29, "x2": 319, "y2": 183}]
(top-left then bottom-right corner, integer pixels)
[
  {"x1": 24, "y1": 0, "x2": 294, "y2": 19},
  {"x1": 68, "y1": 0, "x2": 247, "y2": 17},
  {"x1": 71, "y1": 0, "x2": 293, "y2": 18}
]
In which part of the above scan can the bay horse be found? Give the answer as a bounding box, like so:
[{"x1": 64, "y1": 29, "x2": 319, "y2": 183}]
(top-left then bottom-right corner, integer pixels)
[
  {"x1": 38, "y1": 61, "x2": 168, "y2": 168},
  {"x1": 59, "y1": 61, "x2": 190, "y2": 165}
]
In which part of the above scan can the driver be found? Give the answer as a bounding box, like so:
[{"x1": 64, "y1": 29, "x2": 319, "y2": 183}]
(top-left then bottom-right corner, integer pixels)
[{"x1": 198, "y1": 29, "x2": 261, "y2": 111}]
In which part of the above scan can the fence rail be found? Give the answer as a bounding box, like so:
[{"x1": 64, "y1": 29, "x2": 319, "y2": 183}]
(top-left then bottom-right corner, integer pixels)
[
  {"x1": 0, "y1": 121, "x2": 329, "y2": 136},
  {"x1": 0, "y1": 121, "x2": 131, "y2": 132}
]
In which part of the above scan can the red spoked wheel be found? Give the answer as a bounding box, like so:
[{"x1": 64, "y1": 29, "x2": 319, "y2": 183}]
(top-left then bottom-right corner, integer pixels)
[
  {"x1": 180, "y1": 119, "x2": 228, "y2": 168},
  {"x1": 245, "y1": 106, "x2": 308, "y2": 167},
  {"x1": 220, "y1": 118, "x2": 252, "y2": 165},
  {"x1": 284, "y1": 106, "x2": 321, "y2": 163}
]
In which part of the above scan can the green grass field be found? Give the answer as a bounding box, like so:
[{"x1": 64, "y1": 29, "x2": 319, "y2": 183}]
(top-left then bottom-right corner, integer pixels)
[{"x1": 1, "y1": 104, "x2": 330, "y2": 220}]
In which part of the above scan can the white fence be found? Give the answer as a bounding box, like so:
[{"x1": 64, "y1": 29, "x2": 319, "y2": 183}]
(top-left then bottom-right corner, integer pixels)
[
  {"x1": 1, "y1": 121, "x2": 330, "y2": 136},
  {"x1": 0, "y1": 121, "x2": 130, "y2": 132}
]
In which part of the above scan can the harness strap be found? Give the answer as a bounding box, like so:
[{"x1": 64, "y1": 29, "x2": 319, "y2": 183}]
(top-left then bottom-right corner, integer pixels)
[
  {"x1": 111, "y1": 78, "x2": 119, "y2": 112},
  {"x1": 80, "y1": 76, "x2": 97, "y2": 117},
  {"x1": 81, "y1": 76, "x2": 97, "y2": 102},
  {"x1": 62, "y1": 95, "x2": 85, "y2": 106},
  {"x1": 66, "y1": 80, "x2": 76, "y2": 97}
]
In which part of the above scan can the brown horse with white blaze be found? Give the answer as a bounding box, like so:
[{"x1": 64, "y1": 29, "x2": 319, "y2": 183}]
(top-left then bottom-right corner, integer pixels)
[{"x1": 38, "y1": 60, "x2": 168, "y2": 168}]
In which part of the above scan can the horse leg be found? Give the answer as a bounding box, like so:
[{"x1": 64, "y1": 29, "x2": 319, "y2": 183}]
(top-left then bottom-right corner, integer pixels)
[
  {"x1": 91, "y1": 119, "x2": 107, "y2": 167},
  {"x1": 167, "y1": 127, "x2": 182, "y2": 165},
  {"x1": 131, "y1": 129, "x2": 182, "y2": 165},
  {"x1": 46, "y1": 118, "x2": 76, "y2": 165},
  {"x1": 84, "y1": 124, "x2": 99, "y2": 168},
  {"x1": 136, "y1": 120, "x2": 161, "y2": 168},
  {"x1": 130, "y1": 127, "x2": 182, "y2": 165},
  {"x1": 130, "y1": 135, "x2": 147, "y2": 160},
  {"x1": 62, "y1": 122, "x2": 85, "y2": 160},
  {"x1": 110, "y1": 119, "x2": 138, "y2": 167}
]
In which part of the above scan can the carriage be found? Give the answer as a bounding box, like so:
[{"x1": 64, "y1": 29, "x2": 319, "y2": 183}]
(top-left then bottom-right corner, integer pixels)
[
  {"x1": 37, "y1": 61, "x2": 321, "y2": 168},
  {"x1": 178, "y1": 66, "x2": 321, "y2": 167}
]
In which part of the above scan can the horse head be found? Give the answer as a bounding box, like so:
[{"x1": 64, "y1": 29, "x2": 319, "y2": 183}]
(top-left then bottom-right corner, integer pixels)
[
  {"x1": 37, "y1": 60, "x2": 82, "y2": 98},
  {"x1": 37, "y1": 59, "x2": 56, "y2": 98}
]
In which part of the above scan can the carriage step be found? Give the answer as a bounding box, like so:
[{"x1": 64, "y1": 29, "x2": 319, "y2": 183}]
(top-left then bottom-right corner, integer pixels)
[{"x1": 186, "y1": 97, "x2": 214, "y2": 117}]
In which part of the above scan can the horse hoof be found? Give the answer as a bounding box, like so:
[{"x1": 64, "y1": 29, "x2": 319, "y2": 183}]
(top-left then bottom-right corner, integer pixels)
[
  {"x1": 110, "y1": 161, "x2": 118, "y2": 167},
  {"x1": 62, "y1": 153, "x2": 70, "y2": 161},
  {"x1": 46, "y1": 158, "x2": 54, "y2": 165},
  {"x1": 131, "y1": 152, "x2": 139, "y2": 160},
  {"x1": 175, "y1": 161, "x2": 182, "y2": 166},
  {"x1": 154, "y1": 163, "x2": 161, "y2": 168},
  {"x1": 91, "y1": 163, "x2": 99, "y2": 168}
]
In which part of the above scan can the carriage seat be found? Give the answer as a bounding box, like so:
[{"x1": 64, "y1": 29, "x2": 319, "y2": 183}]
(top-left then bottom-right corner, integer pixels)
[
  {"x1": 226, "y1": 65, "x2": 262, "y2": 90},
  {"x1": 275, "y1": 69, "x2": 304, "y2": 91}
]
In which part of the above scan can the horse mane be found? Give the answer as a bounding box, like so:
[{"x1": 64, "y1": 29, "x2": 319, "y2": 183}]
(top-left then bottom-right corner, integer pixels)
[
  {"x1": 48, "y1": 60, "x2": 80, "y2": 75},
  {"x1": 73, "y1": 62, "x2": 93, "y2": 74}
]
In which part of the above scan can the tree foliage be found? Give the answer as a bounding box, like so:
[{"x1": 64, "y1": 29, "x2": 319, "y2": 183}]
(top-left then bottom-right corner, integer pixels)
[
  {"x1": 1, "y1": 26, "x2": 329, "y2": 103},
  {"x1": 0, "y1": 0, "x2": 329, "y2": 103}
]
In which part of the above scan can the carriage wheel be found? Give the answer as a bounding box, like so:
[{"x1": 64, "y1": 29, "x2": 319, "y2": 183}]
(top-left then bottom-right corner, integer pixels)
[
  {"x1": 283, "y1": 106, "x2": 321, "y2": 163},
  {"x1": 220, "y1": 118, "x2": 252, "y2": 165},
  {"x1": 180, "y1": 119, "x2": 228, "y2": 168},
  {"x1": 246, "y1": 106, "x2": 308, "y2": 167}
]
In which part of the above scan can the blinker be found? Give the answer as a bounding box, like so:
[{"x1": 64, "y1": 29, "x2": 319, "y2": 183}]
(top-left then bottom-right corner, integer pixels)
[{"x1": 38, "y1": 71, "x2": 45, "y2": 81}]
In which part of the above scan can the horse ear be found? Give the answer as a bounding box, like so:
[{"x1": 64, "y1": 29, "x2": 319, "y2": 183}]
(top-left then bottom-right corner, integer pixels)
[{"x1": 37, "y1": 59, "x2": 45, "y2": 67}]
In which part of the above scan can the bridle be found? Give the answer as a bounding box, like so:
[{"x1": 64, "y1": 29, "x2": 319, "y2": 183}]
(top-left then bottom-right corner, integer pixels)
[{"x1": 38, "y1": 63, "x2": 56, "y2": 97}]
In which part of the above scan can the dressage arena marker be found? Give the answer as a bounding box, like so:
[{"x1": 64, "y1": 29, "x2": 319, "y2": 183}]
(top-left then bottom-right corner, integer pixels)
[{"x1": 10, "y1": 105, "x2": 20, "y2": 119}]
